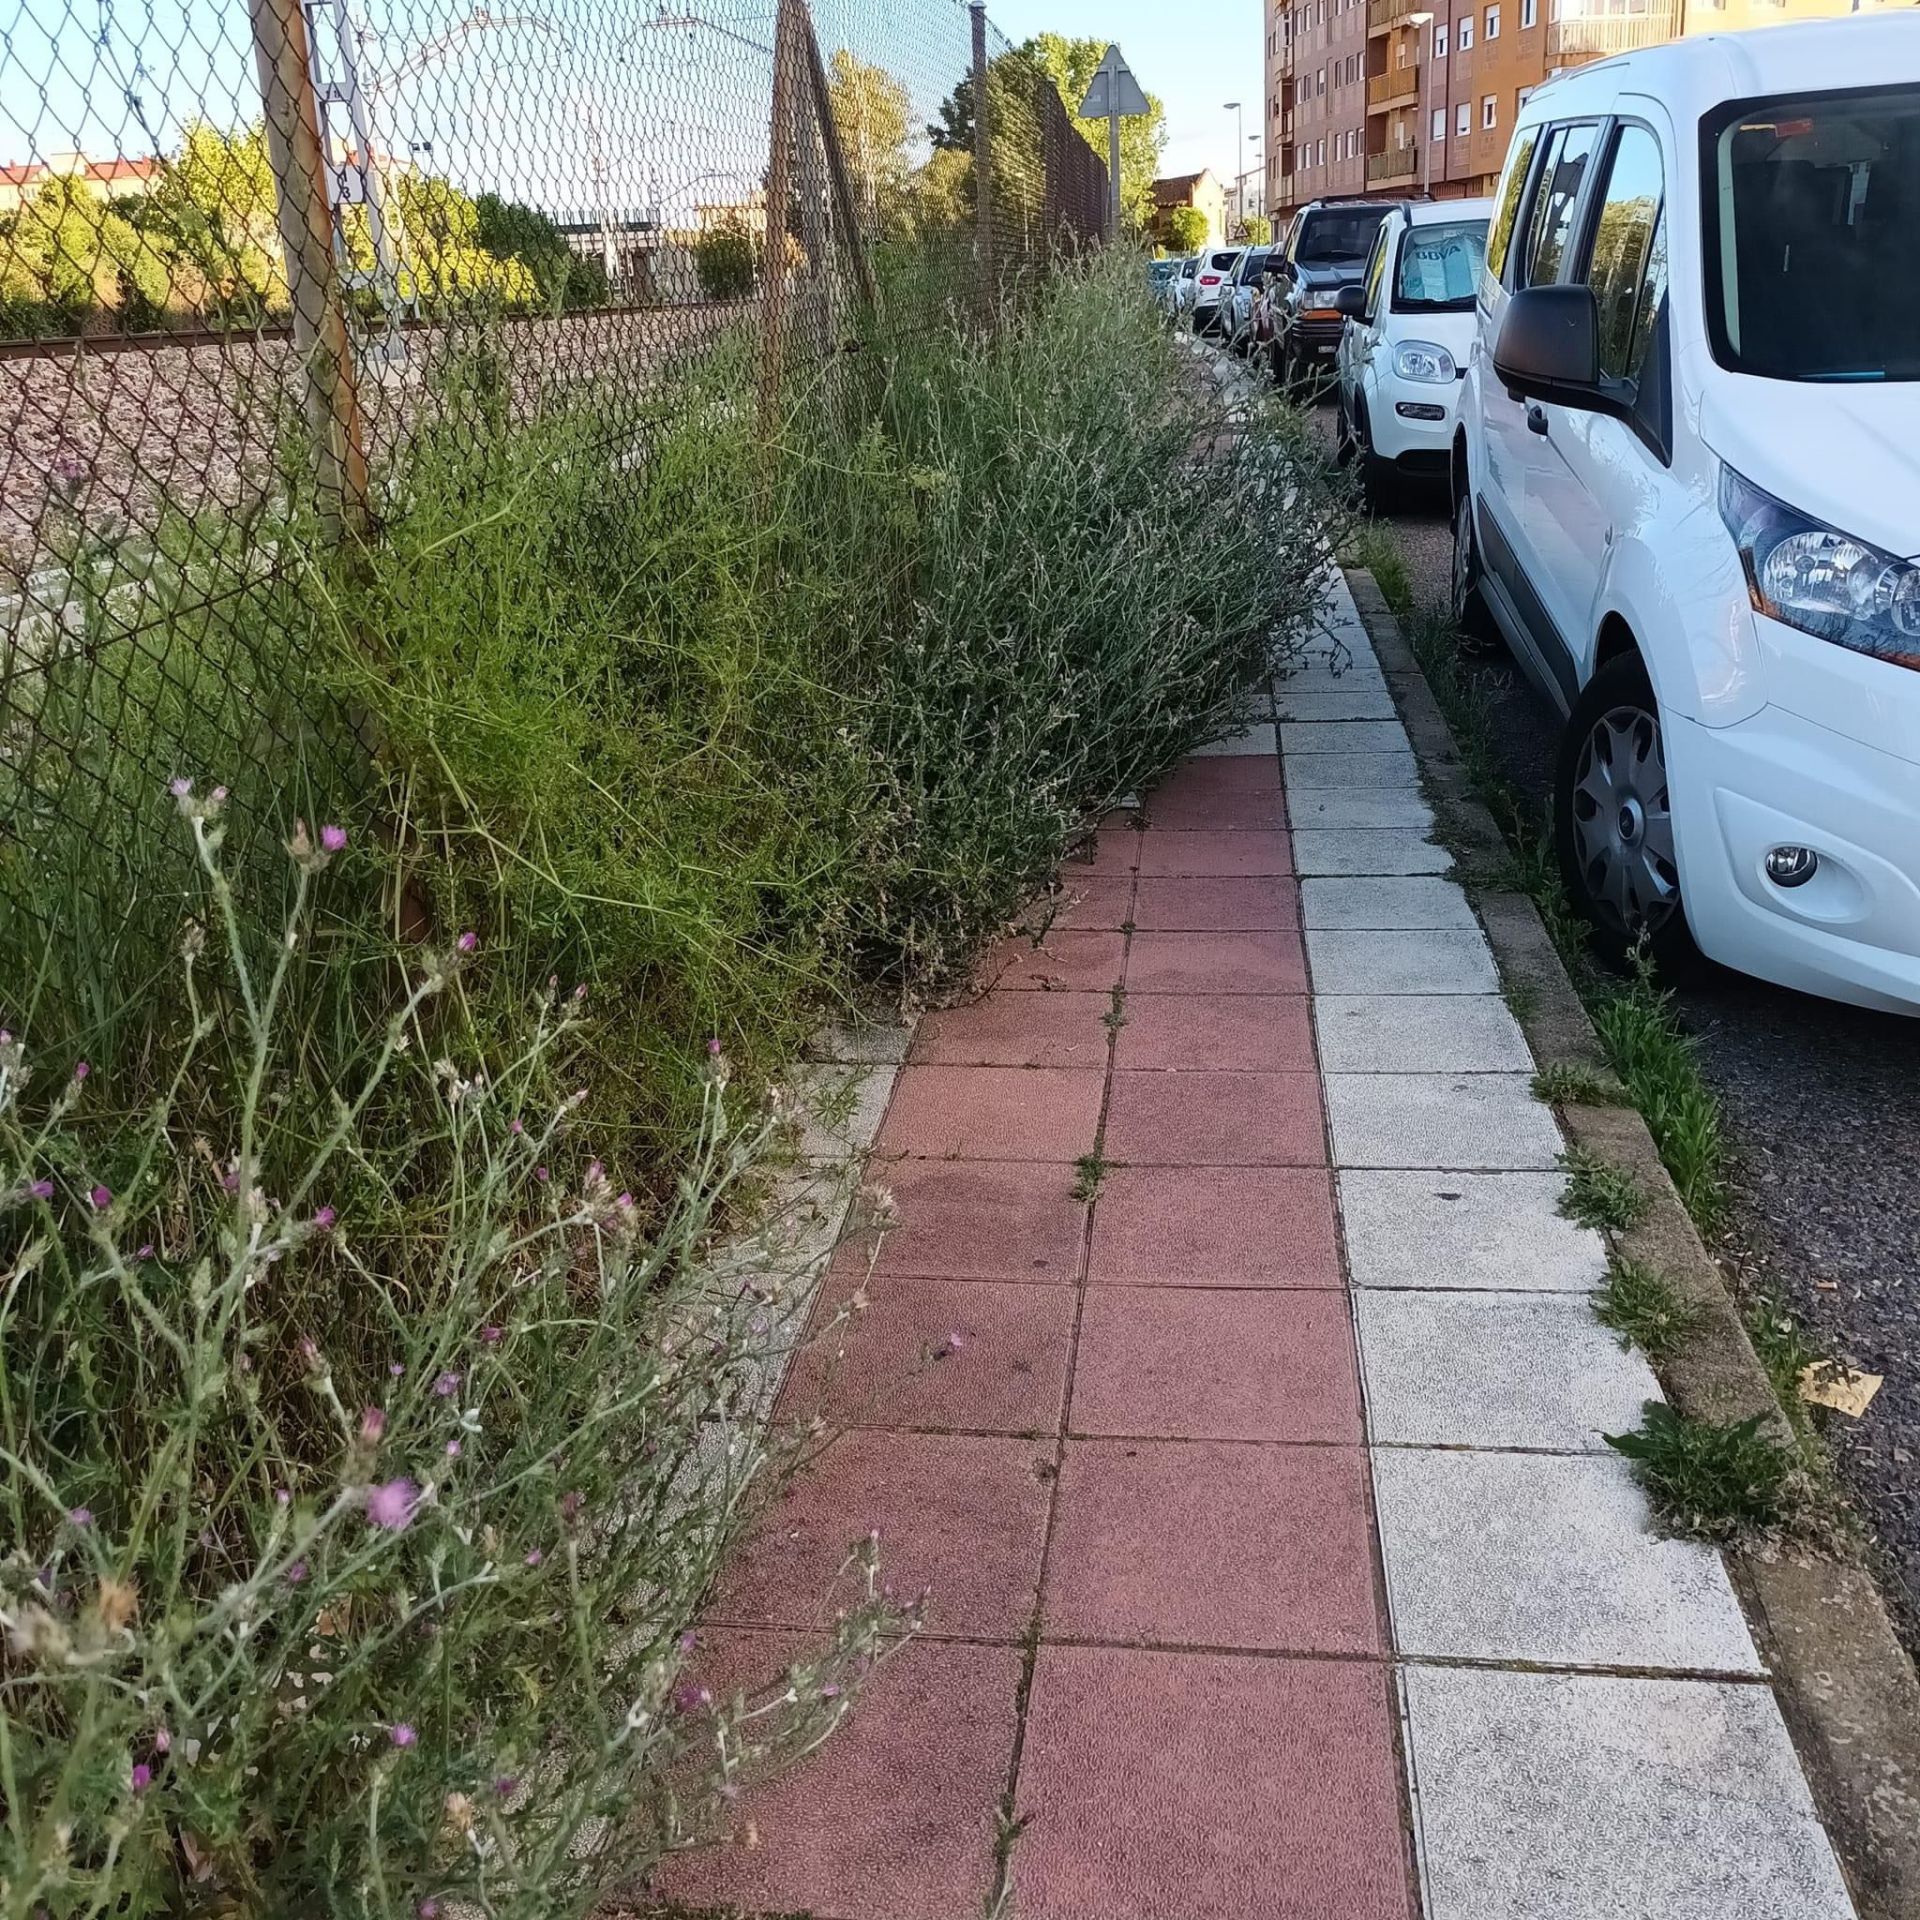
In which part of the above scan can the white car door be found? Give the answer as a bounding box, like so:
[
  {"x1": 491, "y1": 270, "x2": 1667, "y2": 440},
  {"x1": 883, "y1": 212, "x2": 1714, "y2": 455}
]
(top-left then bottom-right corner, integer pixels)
[
  {"x1": 1490, "y1": 117, "x2": 1607, "y2": 702},
  {"x1": 1531, "y1": 115, "x2": 1673, "y2": 685},
  {"x1": 1342, "y1": 217, "x2": 1395, "y2": 418}
]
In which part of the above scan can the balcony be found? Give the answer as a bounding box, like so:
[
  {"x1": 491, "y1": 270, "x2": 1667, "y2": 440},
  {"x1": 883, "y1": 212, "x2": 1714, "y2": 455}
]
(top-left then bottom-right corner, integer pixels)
[
  {"x1": 1367, "y1": 66, "x2": 1420, "y2": 111},
  {"x1": 1366, "y1": 146, "x2": 1418, "y2": 185},
  {"x1": 1545, "y1": 3, "x2": 1679, "y2": 64},
  {"x1": 1367, "y1": 0, "x2": 1421, "y2": 35}
]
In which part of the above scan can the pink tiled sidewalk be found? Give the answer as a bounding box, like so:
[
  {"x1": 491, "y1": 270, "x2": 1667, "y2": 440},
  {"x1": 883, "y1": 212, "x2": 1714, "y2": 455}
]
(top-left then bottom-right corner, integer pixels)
[{"x1": 655, "y1": 748, "x2": 1416, "y2": 1920}]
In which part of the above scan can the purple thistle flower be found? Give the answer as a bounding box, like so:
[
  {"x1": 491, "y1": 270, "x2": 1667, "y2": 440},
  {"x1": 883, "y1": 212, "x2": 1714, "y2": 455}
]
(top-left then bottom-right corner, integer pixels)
[
  {"x1": 28, "y1": 1180, "x2": 52, "y2": 1200},
  {"x1": 389, "y1": 1361, "x2": 405, "y2": 1378},
  {"x1": 312, "y1": 1205, "x2": 336, "y2": 1230},
  {"x1": 494, "y1": 1775, "x2": 519, "y2": 1799},
  {"x1": 672, "y1": 1681, "x2": 711, "y2": 1714},
  {"x1": 72, "y1": 1060, "x2": 89, "y2": 1082},
  {"x1": 480, "y1": 1325, "x2": 502, "y2": 1345},
  {"x1": 821, "y1": 1682, "x2": 841, "y2": 1698},
  {"x1": 319, "y1": 825, "x2": 347, "y2": 854},
  {"x1": 389, "y1": 1722, "x2": 417, "y2": 1748},
  {"x1": 275, "y1": 1487, "x2": 291, "y2": 1506},
  {"x1": 285, "y1": 1559, "x2": 309, "y2": 1585},
  {"x1": 559, "y1": 1490, "x2": 583, "y2": 1521},
  {"x1": 432, "y1": 1370, "x2": 460, "y2": 1398},
  {"x1": 152, "y1": 1726, "x2": 171, "y2": 1754},
  {"x1": 136, "y1": 1242, "x2": 153, "y2": 1259},
  {"x1": 69, "y1": 1507, "x2": 92, "y2": 1528},
  {"x1": 298, "y1": 1337, "x2": 319, "y2": 1367},
  {"x1": 168, "y1": 777, "x2": 192, "y2": 799},
  {"x1": 678, "y1": 1630, "x2": 698, "y2": 1654},
  {"x1": 359, "y1": 1406, "x2": 387, "y2": 1444},
  {"x1": 456, "y1": 930, "x2": 478, "y2": 954},
  {"x1": 88, "y1": 1185, "x2": 111, "y2": 1211},
  {"x1": 366, "y1": 1478, "x2": 419, "y2": 1530},
  {"x1": 534, "y1": 1166, "x2": 549, "y2": 1183},
  {"x1": 706, "y1": 1036, "x2": 722, "y2": 1057},
  {"x1": 210, "y1": 786, "x2": 228, "y2": 804},
  {"x1": 131, "y1": 1762, "x2": 152, "y2": 1794},
  {"x1": 524, "y1": 1548, "x2": 543, "y2": 1567},
  {"x1": 418, "y1": 1902, "x2": 442, "y2": 1920},
  {"x1": 509, "y1": 1117, "x2": 523, "y2": 1136}
]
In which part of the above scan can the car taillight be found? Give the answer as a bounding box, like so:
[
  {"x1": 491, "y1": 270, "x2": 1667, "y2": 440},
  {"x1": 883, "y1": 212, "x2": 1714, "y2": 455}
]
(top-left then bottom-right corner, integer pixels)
[{"x1": 1200, "y1": 274, "x2": 1221, "y2": 286}]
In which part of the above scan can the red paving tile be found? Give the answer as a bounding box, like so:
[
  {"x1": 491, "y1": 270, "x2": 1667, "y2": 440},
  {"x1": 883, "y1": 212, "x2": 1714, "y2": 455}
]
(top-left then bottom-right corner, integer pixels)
[
  {"x1": 1112, "y1": 994, "x2": 1315, "y2": 1073},
  {"x1": 1104, "y1": 1069, "x2": 1326, "y2": 1166},
  {"x1": 1126, "y1": 928, "x2": 1308, "y2": 995},
  {"x1": 1013, "y1": 1647, "x2": 1414, "y2": 1920},
  {"x1": 1087, "y1": 1166, "x2": 1342, "y2": 1288},
  {"x1": 1069, "y1": 1287, "x2": 1361, "y2": 1443},
  {"x1": 784, "y1": 1274, "x2": 1075, "y2": 1435},
  {"x1": 1042, "y1": 1440, "x2": 1383, "y2": 1652},
  {"x1": 1136, "y1": 829, "x2": 1295, "y2": 877},
  {"x1": 977, "y1": 929, "x2": 1128, "y2": 993},
  {"x1": 1044, "y1": 875, "x2": 1135, "y2": 931},
  {"x1": 1146, "y1": 762, "x2": 1288, "y2": 833},
  {"x1": 655, "y1": 1630, "x2": 1020, "y2": 1920},
  {"x1": 1067, "y1": 827, "x2": 1144, "y2": 877},
  {"x1": 709, "y1": 1429, "x2": 1052, "y2": 1640},
  {"x1": 1133, "y1": 875, "x2": 1299, "y2": 931},
  {"x1": 910, "y1": 990, "x2": 1111, "y2": 1069},
  {"x1": 855, "y1": 1159, "x2": 1086, "y2": 1283},
  {"x1": 876, "y1": 1066, "x2": 1105, "y2": 1162}
]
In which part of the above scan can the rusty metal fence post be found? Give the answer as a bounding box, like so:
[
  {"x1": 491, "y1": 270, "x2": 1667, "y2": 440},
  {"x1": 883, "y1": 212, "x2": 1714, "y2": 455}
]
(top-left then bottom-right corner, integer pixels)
[
  {"x1": 970, "y1": 1, "x2": 993, "y2": 320},
  {"x1": 246, "y1": 0, "x2": 371, "y2": 542}
]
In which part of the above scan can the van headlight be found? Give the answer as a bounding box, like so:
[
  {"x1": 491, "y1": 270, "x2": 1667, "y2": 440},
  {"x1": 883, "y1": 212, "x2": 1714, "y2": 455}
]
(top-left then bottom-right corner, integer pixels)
[
  {"x1": 1392, "y1": 341, "x2": 1456, "y2": 383},
  {"x1": 1720, "y1": 466, "x2": 1920, "y2": 670}
]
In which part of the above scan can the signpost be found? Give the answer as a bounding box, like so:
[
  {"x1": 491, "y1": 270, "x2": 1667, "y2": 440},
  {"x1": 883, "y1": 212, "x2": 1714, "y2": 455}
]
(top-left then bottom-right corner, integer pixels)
[{"x1": 1076, "y1": 44, "x2": 1150, "y2": 241}]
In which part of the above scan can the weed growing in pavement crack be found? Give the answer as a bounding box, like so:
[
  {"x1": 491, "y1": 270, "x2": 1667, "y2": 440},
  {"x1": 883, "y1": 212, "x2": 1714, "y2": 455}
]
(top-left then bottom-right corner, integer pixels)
[
  {"x1": 1533, "y1": 1061, "x2": 1629, "y2": 1108},
  {"x1": 1559, "y1": 1147, "x2": 1650, "y2": 1232},
  {"x1": 1606, "y1": 1402, "x2": 1802, "y2": 1540},
  {"x1": 1073, "y1": 1152, "x2": 1116, "y2": 1202},
  {"x1": 1102, "y1": 986, "x2": 1129, "y2": 1034},
  {"x1": 1596, "y1": 1258, "x2": 1701, "y2": 1362}
]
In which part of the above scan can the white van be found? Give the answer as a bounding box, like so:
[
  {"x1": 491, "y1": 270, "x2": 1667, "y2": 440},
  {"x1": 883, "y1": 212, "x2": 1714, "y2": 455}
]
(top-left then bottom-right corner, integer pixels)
[
  {"x1": 1453, "y1": 16, "x2": 1920, "y2": 1011},
  {"x1": 1335, "y1": 198, "x2": 1494, "y2": 503}
]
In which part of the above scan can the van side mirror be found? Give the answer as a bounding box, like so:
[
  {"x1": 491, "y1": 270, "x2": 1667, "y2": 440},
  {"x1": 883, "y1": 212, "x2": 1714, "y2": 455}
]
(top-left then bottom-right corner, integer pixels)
[
  {"x1": 1492, "y1": 284, "x2": 1629, "y2": 418},
  {"x1": 1334, "y1": 285, "x2": 1367, "y2": 319}
]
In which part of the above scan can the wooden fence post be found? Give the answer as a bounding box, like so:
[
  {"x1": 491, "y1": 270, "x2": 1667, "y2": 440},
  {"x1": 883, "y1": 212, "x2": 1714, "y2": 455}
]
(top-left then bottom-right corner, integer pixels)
[
  {"x1": 970, "y1": 1, "x2": 993, "y2": 320},
  {"x1": 757, "y1": 0, "x2": 805, "y2": 442},
  {"x1": 247, "y1": 0, "x2": 371, "y2": 542}
]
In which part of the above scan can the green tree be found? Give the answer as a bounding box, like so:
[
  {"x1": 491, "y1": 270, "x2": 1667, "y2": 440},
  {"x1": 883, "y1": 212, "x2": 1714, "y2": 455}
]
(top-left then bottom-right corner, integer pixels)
[
  {"x1": 146, "y1": 122, "x2": 285, "y2": 319},
  {"x1": 1164, "y1": 205, "x2": 1208, "y2": 254},
  {"x1": 693, "y1": 214, "x2": 758, "y2": 299},
  {"x1": 1243, "y1": 212, "x2": 1273, "y2": 246},
  {"x1": 1024, "y1": 33, "x2": 1167, "y2": 231},
  {"x1": 825, "y1": 50, "x2": 914, "y2": 234},
  {"x1": 474, "y1": 193, "x2": 610, "y2": 311},
  {"x1": 5, "y1": 175, "x2": 170, "y2": 328}
]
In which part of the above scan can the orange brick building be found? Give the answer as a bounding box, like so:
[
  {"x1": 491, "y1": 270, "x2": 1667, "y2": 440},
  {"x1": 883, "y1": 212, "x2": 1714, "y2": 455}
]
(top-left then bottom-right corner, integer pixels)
[{"x1": 1266, "y1": 0, "x2": 1918, "y2": 221}]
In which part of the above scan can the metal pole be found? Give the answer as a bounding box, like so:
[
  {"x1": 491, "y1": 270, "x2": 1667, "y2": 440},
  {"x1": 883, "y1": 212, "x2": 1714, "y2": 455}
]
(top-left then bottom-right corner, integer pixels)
[
  {"x1": 249, "y1": 0, "x2": 371, "y2": 541},
  {"x1": 969, "y1": 1, "x2": 993, "y2": 306},
  {"x1": 1108, "y1": 106, "x2": 1121, "y2": 240}
]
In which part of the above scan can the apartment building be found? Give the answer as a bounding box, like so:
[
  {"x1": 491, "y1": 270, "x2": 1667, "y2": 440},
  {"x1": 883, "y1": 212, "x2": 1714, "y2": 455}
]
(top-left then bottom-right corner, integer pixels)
[{"x1": 1266, "y1": 0, "x2": 1918, "y2": 221}]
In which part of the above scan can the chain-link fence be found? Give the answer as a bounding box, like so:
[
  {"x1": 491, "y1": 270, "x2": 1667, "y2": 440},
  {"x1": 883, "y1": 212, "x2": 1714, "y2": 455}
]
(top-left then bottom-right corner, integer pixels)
[{"x1": 0, "y1": 0, "x2": 1109, "y2": 957}]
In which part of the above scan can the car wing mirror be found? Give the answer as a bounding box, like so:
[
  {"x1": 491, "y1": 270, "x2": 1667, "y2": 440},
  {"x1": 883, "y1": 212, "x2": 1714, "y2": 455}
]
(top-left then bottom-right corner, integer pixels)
[
  {"x1": 1491, "y1": 284, "x2": 1629, "y2": 419},
  {"x1": 1334, "y1": 285, "x2": 1366, "y2": 319}
]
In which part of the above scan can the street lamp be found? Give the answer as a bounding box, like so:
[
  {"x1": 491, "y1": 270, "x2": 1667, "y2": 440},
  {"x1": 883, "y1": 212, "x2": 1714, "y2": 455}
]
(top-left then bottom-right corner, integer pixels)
[
  {"x1": 1409, "y1": 11, "x2": 1435, "y2": 197},
  {"x1": 1223, "y1": 99, "x2": 1246, "y2": 231}
]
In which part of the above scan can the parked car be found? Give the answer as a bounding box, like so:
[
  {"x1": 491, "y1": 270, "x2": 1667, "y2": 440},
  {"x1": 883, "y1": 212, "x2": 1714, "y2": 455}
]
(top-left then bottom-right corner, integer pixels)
[
  {"x1": 1334, "y1": 199, "x2": 1493, "y2": 503},
  {"x1": 1171, "y1": 252, "x2": 1199, "y2": 321},
  {"x1": 1188, "y1": 246, "x2": 1245, "y2": 337},
  {"x1": 1453, "y1": 14, "x2": 1920, "y2": 1011},
  {"x1": 1268, "y1": 199, "x2": 1396, "y2": 392},
  {"x1": 1219, "y1": 245, "x2": 1275, "y2": 352},
  {"x1": 1148, "y1": 256, "x2": 1181, "y2": 311}
]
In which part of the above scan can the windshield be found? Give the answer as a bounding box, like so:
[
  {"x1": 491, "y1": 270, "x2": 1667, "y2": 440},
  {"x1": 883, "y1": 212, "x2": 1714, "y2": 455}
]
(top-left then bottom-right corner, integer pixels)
[
  {"x1": 1705, "y1": 84, "x2": 1920, "y2": 382},
  {"x1": 1296, "y1": 209, "x2": 1389, "y2": 264},
  {"x1": 1394, "y1": 219, "x2": 1488, "y2": 312},
  {"x1": 1207, "y1": 251, "x2": 1242, "y2": 272},
  {"x1": 1237, "y1": 248, "x2": 1272, "y2": 282}
]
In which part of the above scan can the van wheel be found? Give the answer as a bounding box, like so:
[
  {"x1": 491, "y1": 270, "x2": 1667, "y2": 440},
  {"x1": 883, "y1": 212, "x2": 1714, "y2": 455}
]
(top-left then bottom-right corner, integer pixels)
[
  {"x1": 1555, "y1": 652, "x2": 1696, "y2": 974},
  {"x1": 1450, "y1": 487, "x2": 1499, "y2": 648}
]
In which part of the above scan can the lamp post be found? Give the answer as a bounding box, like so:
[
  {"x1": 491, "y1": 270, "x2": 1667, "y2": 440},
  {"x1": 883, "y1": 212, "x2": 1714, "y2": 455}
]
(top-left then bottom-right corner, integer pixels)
[
  {"x1": 1409, "y1": 10, "x2": 1435, "y2": 197},
  {"x1": 1223, "y1": 98, "x2": 1246, "y2": 231}
]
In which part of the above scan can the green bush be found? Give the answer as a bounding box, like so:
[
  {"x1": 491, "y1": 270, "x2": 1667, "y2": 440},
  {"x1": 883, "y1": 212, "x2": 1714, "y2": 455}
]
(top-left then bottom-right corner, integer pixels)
[
  {"x1": 692, "y1": 217, "x2": 758, "y2": 300},
  {"x1": 0, "y1": 798, "x2": 894, "y2": 1918}
]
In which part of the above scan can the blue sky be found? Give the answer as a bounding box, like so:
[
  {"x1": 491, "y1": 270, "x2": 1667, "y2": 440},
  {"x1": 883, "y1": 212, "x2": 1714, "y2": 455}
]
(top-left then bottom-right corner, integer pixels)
[{"x1": 991, "y1": 0, "x2": 1263, "y2": 187}]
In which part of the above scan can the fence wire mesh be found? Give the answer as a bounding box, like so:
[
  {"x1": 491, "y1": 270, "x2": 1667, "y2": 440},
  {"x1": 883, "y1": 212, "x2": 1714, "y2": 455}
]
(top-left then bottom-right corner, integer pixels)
[{"x1": 0, "y1": 0, "x2": 1109, "y2": 953}]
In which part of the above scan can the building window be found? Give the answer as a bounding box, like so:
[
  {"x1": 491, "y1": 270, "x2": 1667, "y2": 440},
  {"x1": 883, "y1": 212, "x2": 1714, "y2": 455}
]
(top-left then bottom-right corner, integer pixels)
[
  {"x1": 1482, "y1": 93, "x2": 1498, "y2": 128},
  {"x1": 1521, "y1": 0, "x2": 1537, "y2": 25},
  {"x1": 1431, "y1": 106, "x2": 1447, "y2": 141},
  {"x1": 1458, "y1": 17, "x2": 1474, "y2": 49},
  {"x1": 1434, "y1": 21, "x2": 1449, "y2": 54},
  {"x1": 1486, "y1": 4, "x2": 1501, "y2": 36},
  {"x1": 1517, "y1": 83, "x2": 1534, "y2": 110},
  {"x1": 1456, "y1": 101, "x2": 1471, "y2": 135}
]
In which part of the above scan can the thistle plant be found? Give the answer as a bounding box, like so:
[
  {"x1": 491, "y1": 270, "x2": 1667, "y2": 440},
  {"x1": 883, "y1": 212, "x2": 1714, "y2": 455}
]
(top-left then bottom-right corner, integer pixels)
[{"x1": 0, "y1": 789, "x2": 895, "y2": 1919}]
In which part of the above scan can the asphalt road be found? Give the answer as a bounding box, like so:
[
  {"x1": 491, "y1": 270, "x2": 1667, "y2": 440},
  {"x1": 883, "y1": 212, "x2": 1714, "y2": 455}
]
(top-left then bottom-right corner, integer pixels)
[{"x1": 1329, "y1": 420, "x2": 1920, "y2": 1651}]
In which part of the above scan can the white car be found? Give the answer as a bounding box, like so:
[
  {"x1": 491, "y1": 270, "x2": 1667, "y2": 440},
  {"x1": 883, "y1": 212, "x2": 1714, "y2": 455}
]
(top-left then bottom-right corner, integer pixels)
[
  {"x1": 1334, "y1": 199, "x2": 1492, "y2": 503},
  {"x1": 1453, "y1": 14, "x2": 1920, "y2": 1011},
  {"x1": 1188, "y1": 246, "x2": 1244, "y2": 337},
  {"x1": 1219, "y1": 244, "x2": 1277, "y2": 352}
]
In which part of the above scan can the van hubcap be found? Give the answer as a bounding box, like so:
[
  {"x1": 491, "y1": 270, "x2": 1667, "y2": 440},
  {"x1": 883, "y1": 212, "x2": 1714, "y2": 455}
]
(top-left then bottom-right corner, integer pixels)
[{"x1": 1571, "y1": 705, "x2": 1679, "y2": 936}]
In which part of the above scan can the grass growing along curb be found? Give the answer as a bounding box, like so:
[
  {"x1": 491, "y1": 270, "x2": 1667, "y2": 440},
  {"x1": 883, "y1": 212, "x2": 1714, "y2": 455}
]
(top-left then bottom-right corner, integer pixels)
[
  {"x1": 1596, "y1": 1256, "x2": 1702, "y2": 1362},
  {"x1": 1606, "y1": 1401, "x2": 1802, "y2": 1541},
  {"x1": 1344, "y1": 525, "x2": 1731, "y2": 1236},
  {"x1": 1532, "y1": 1061, "x2": 1627, "y2": 1108},
  {"x1": 1559, "y1": 1145, "x2": 1651, "y2": 1233}
]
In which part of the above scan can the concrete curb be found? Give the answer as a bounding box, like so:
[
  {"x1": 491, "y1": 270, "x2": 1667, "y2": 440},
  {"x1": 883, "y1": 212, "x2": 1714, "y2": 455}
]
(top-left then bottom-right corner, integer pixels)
[{"x1": 1344, "y1": 564, "x2": 1920, "y2": 1920}]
